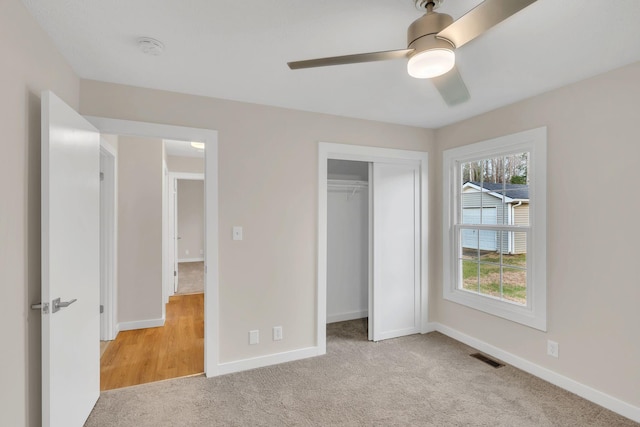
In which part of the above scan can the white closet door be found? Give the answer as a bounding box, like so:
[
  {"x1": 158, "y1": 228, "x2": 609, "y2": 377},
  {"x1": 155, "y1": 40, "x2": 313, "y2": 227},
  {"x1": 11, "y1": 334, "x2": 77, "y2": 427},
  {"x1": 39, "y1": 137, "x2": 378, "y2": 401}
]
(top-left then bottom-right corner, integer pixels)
[{"x1": 372, "y1": 162, "x2": 420, "y2": 341}]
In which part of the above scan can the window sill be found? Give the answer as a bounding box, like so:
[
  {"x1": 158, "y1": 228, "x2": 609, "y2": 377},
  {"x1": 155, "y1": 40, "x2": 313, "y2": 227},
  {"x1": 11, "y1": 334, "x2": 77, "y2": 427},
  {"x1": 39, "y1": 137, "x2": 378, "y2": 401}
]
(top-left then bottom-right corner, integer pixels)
[{"x1": 443, "y1": 287, "x2": 547, "y2": 331}]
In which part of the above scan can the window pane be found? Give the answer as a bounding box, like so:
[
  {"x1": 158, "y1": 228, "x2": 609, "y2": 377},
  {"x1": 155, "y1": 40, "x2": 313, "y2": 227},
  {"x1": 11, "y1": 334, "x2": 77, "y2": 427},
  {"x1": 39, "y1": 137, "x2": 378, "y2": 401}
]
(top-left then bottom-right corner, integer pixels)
[
  {"x1": 461, "y1": 259, "x2": 479, "y2": 294},
  {"x1": 504, "y1": 152, "x2": 529, "y2": 186},
  {"x1": 462, "y1": 153, "x2": 530, "y2": 226},
  {"x1": 506, "y1": 197, "x2": 530, "y2": 226},
  {"x1": 460, "y1": 160, "x2": 483, "y2": 185},
  {"x1": 496, "y1": 230, "x2": 506, "y2": 256},
  {"x1": 477, "y1": 262, "x2": 501, "y2": 299},
  {"x1": 503, "y1": 232, "x2": 527, "y2": 266},
  {"x1": 460, "y1": 240, "x2": 479, "y2": 262},
  {"x1": 502, "y1": 267, "x2": 527, "y2": 305}
]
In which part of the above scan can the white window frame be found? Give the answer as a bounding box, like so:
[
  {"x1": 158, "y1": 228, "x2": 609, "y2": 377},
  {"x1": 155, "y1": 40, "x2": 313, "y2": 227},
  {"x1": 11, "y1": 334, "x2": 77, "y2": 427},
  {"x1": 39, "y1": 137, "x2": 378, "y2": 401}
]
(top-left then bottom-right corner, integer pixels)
[{"x1": 442, "y1": 127, "x2": 547, "y2": 331}]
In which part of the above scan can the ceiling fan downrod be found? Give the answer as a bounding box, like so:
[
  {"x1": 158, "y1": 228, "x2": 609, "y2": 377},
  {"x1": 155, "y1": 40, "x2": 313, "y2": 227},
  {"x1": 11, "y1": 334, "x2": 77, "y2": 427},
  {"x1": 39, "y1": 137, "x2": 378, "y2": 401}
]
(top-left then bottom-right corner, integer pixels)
[{"x1": 415, "y1": 0, "x2": 443, "y2": 13}]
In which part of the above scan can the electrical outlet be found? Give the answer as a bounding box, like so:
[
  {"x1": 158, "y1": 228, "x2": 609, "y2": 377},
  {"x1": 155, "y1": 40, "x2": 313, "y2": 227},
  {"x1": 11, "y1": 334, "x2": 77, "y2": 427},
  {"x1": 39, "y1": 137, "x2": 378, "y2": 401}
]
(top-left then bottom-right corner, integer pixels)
[
  {"x1": 185, "y1": 249, "x2": 190, "y2": 255},
  {"x1": 273, "y1": 326, "x2": 283, "y2": 341},
  {"x1": 249, "y1": 330, "x2": 259, "y2": 345},
  {"x1": 547, "y1": 340, "x2": 559, "y2": 358}
]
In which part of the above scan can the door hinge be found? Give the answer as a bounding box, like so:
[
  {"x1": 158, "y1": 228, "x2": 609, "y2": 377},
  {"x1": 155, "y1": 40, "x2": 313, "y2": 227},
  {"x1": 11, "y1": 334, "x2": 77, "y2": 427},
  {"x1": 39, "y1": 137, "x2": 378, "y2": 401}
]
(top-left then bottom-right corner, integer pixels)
[
  {"x1": 174, "y1": 270, "x2": 177, "y2": 277},
  {"x1": 100, "y1": 172, "x2": 104, "y2": 181},
  {"x1": 100, "y1": 304, "x2": 104, "y2": 314}
]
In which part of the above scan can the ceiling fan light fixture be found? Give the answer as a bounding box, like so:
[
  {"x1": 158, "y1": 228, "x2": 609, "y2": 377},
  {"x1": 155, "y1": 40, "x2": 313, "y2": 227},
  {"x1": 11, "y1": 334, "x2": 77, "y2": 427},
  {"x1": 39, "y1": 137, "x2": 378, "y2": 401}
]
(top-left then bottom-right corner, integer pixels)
[{"x1": 407, "y1": 48, "x2": 455, "y2": 79}]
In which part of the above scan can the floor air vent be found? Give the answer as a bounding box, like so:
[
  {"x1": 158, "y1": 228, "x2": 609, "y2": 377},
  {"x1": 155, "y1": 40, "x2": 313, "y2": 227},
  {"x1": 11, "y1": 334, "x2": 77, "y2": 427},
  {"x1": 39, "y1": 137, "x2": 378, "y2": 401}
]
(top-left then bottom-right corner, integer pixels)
[{"x1": 470, "y1": 353, "x2": 505, "y2": 368}]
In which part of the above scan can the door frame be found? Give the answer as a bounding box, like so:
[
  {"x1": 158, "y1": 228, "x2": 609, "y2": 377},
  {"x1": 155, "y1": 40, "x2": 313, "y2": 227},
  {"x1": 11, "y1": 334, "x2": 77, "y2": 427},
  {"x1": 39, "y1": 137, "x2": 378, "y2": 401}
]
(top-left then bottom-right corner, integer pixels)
[
  {"x1": 99, "y1": 139, "x2": 118, "y2": 341},
  {"x1": 167, "y1": 172, "x2": 205, "y2": 297},
  {"x1": 317, "y1": 142, "x2": 429, "y2": 353},
  {"x1": 85, "y1": 116, "x2": 220, "y2": 376}
]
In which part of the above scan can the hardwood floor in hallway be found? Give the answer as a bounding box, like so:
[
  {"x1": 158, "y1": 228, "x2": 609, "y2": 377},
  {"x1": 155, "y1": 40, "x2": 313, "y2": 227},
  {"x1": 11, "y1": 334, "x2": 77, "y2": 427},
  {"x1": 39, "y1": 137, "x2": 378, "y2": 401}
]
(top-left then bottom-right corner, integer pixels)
[{"x1": 100, "y1": 293, "x2": 204, "y2": 390}]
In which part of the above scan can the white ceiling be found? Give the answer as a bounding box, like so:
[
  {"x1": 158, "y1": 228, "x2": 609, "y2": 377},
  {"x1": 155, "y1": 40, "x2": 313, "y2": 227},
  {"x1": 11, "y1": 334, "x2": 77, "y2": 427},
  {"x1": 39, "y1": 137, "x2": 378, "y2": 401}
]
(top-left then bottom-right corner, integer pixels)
[
  {"x1": 22, "y1": 0, "x2": 640, "y2": 128},
  {"x1": 164, "y1": 139, "x2": 204, "y2": 158}
]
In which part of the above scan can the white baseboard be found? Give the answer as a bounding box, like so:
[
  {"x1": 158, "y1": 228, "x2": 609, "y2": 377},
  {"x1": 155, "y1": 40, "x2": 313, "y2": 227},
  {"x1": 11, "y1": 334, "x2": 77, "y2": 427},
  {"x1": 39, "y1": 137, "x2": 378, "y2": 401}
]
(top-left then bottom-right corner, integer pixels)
[
  {"x1": 217, "y1": 347, "x2": 321, "y2": 376},
  {"x1": 178, "y1": 258, "x2": 204, "y2": 263},
  {"x1": 422, "y1": 322, "x2": 438, "y2": 333},
  {"x1": 109, "y1": 323, "x2": 120, "y2": 341},
  {"x1": 118, "y1": 317, "x2": 165, "y2": 331},
  {"x1": 432, "y1": 323, "x2": 640, "y2": 423},
  {"x1": 327, "y1": 310, "x2": 368, "y2": 324}
]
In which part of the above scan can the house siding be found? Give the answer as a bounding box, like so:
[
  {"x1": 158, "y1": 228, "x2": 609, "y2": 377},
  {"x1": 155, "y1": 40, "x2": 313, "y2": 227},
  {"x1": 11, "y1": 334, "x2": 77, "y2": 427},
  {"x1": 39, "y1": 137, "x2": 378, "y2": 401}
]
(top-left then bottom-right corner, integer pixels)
[
  {"x1": 512, "y1": 204, "x2": 529, "y2": 254},
  {"x1": 462, "y1": 189, "x2": 510, "y2": 252},
  {"x1": 461, "y1": 189, "x2": 532, "y2": 255}
]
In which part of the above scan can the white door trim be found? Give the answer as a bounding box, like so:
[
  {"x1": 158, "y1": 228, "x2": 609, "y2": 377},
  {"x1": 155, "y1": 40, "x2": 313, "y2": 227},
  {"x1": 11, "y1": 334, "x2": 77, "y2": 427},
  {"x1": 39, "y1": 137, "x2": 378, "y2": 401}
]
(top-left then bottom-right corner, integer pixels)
[
  {"x1": 84, "y1": 116, "x2": 220, "y2": 376},
  {"x1": 99, "y1": 139, "x2": 118, "y2": 341},
  {"x1": 317, "y1": 142, "x2": 429, "y2": 354}
]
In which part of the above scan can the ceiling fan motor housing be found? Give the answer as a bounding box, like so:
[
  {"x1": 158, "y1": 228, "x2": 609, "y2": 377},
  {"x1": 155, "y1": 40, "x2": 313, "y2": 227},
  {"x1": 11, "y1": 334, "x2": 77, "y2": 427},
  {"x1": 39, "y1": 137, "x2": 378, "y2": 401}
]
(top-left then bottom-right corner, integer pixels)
[{"x1": 407, "y1": 12, "x2": 454, "y2": 55}]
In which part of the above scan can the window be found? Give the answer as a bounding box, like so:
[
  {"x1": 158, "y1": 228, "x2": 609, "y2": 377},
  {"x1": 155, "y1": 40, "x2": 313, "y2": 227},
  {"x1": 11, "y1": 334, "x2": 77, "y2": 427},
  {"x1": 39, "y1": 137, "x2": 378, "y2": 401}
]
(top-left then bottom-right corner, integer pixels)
[{"x1": 442, "y1": 127, "x2": 547, "y2": 330}]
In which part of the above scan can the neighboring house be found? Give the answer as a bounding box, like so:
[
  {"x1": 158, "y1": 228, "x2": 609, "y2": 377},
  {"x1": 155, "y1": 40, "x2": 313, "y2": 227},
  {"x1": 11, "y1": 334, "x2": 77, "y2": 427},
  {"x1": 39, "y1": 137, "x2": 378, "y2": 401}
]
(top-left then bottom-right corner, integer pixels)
[{"x1": 461, "y1": 181, "x2": 529, "y2": 254}]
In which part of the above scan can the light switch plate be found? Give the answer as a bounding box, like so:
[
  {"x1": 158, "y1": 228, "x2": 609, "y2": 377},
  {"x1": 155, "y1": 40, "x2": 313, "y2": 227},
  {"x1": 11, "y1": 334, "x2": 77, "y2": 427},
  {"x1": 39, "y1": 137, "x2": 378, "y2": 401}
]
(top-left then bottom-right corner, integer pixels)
[
  {"x1": 249, "y1": 330, "x2": 259, "y2": 345},
  {"x1": 233, "y1": 226, "x2": 243, "y2": 241}
]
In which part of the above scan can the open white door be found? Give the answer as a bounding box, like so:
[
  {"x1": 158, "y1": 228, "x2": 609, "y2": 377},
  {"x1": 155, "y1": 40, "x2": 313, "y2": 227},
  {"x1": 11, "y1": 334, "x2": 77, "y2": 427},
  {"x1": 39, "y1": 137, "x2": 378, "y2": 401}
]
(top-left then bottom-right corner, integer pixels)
[
  {"x1": 371, "y1": 162, "x2": 421, "y2": 341},
  {"x1": 40, "y1": 91, "x2": 100, "y2": 427},
  {"x1": 172, "y1": 176, "x2": 179, "y2": 293}
]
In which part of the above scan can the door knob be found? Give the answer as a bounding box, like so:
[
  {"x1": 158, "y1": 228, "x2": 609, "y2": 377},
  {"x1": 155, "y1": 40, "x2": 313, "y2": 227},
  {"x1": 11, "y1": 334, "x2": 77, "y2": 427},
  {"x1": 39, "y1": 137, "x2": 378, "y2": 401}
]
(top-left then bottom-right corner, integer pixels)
[{"x1": 52, "y1": 297, "x2": 77, "y2": 313}]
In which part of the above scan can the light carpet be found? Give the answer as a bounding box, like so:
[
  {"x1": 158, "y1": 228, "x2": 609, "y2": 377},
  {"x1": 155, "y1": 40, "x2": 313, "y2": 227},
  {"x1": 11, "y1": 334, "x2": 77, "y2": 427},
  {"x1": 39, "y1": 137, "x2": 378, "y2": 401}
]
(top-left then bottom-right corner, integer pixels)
[
  {"x1": 85, "y1": 319, "x2": 637, "y2": 426},
  {"x1": 177, "y1": 261, "x2": 204, "y2": 294}
]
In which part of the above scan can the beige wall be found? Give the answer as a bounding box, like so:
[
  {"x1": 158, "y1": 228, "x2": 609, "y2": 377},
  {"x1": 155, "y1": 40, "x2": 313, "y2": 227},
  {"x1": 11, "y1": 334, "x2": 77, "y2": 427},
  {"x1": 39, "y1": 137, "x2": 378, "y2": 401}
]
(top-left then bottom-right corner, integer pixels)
[
  {"x1": 167, "y1": 155, "x2": 204, "y2": 173},
  {"x1": 177, "y1": 180, "x2": 205, "y2": 261},
  {"x1": 117, "y1": 136, "x2": 164, "y2": 324},
  {"x1": 6, "y1": 0, "x2": 638, "y2": 419},
  {"x1": 4, "y1": 0, "x2": 639, "y2": 419},
  {"x1": 0, "y1": 1, "x2": 80, "y2": 425},
  {"x1": 433, "y1": 61, "x2": 640, "y2": 407},
  {"x1": 80, "y1": 80, "x2": 434, "y2": 362}
]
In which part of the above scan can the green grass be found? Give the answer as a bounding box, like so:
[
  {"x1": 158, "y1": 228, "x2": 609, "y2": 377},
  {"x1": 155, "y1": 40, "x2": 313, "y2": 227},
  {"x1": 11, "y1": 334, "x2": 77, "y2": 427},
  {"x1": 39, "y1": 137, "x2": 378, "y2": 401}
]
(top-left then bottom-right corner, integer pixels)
[{"x1": 461, "y1": 253, "x2": 527, "y2": 304}]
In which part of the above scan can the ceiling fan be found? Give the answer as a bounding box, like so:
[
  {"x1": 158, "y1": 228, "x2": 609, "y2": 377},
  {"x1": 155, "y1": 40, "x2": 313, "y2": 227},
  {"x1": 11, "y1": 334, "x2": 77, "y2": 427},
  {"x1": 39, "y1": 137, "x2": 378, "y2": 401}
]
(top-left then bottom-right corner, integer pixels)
[{"x1": 287, "y1": 0, "x2": 537, "y2": 106}]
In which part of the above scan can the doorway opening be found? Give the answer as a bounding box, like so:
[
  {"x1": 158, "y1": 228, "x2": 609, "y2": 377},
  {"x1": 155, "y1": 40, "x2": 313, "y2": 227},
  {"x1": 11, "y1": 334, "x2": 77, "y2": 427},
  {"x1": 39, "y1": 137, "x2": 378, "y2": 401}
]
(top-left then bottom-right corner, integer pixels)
[
  {"x1": 317, "y1": 142, "x2": 429, "y2": 354},
  {"x1": 99, "y1": 137, "x2": 117, "y2": 349},
  {"x1": 97, "y1": 134, "x2": 210, "y2": 390},
  {"x1": 87, "y1": 116, "x2": 220, "y2": 379},
  {"x1": 326, "y1": 159, "x2": 371, "y2": 342},
  {"x1": 168, "y1": 173, "x2": 205, "y2": 297}
]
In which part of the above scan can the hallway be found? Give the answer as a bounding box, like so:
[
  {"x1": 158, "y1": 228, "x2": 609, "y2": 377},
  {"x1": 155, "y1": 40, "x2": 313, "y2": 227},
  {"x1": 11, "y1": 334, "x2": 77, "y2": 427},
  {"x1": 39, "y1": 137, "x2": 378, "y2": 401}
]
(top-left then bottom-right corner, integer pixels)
[{"x1": 100, "y1": 293, "x2": 204, "y2": 390}]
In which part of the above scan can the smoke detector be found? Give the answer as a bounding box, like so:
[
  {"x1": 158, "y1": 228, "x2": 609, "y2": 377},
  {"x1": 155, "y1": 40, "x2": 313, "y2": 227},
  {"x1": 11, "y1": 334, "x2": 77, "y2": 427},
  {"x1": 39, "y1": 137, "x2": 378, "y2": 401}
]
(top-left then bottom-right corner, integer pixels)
[{"x1": 138, "y1": 37, "x2": 164, "y2": 56}]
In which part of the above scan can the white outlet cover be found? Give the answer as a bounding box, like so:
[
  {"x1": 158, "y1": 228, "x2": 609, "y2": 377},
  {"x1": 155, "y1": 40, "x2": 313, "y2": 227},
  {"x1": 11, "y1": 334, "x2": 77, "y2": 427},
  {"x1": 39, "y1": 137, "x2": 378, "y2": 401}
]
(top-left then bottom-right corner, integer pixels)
[
  {"x1": 547, "y1": 340, "x2": 559, "y2": 358},
  {"x1": 273, "y1": 326, "x2": 283, "y2": 341}
]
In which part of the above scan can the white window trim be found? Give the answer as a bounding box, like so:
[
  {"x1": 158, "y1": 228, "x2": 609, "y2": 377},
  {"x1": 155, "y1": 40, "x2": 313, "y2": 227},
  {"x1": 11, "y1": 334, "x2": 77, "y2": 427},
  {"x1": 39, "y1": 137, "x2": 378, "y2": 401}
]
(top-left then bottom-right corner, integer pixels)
[{"x1": 442, "y1": 127, "x2": 547, "y2": 331}]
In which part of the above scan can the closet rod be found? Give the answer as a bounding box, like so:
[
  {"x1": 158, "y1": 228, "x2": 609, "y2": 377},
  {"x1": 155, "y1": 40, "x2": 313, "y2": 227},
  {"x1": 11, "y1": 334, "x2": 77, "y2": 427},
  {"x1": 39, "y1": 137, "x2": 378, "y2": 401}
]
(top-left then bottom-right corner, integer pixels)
[{"x1": 327, "y1": 179, "x2": 368, "y2": 188}]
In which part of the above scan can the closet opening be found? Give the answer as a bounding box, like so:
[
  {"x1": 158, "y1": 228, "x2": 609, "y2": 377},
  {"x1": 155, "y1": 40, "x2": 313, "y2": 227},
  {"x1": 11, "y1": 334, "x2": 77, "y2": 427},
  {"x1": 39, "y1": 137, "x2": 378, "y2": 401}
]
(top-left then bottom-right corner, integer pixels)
[{"x1": 326, "y1": 159, "x2": 371, "y2": 342}]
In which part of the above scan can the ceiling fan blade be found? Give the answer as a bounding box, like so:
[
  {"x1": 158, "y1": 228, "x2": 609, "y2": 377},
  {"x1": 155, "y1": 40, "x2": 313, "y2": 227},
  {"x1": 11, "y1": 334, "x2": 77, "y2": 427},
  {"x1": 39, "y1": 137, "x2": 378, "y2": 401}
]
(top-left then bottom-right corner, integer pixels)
[
  {"x1": 431, "y1": 65, "x2": 470, "y2": 106},
  {"x1": 437, "y1": 0, "x2": 537, "y2": 48},
  {"x1": 288, "y1": 49, "x2": 413, "y2": 70}
]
